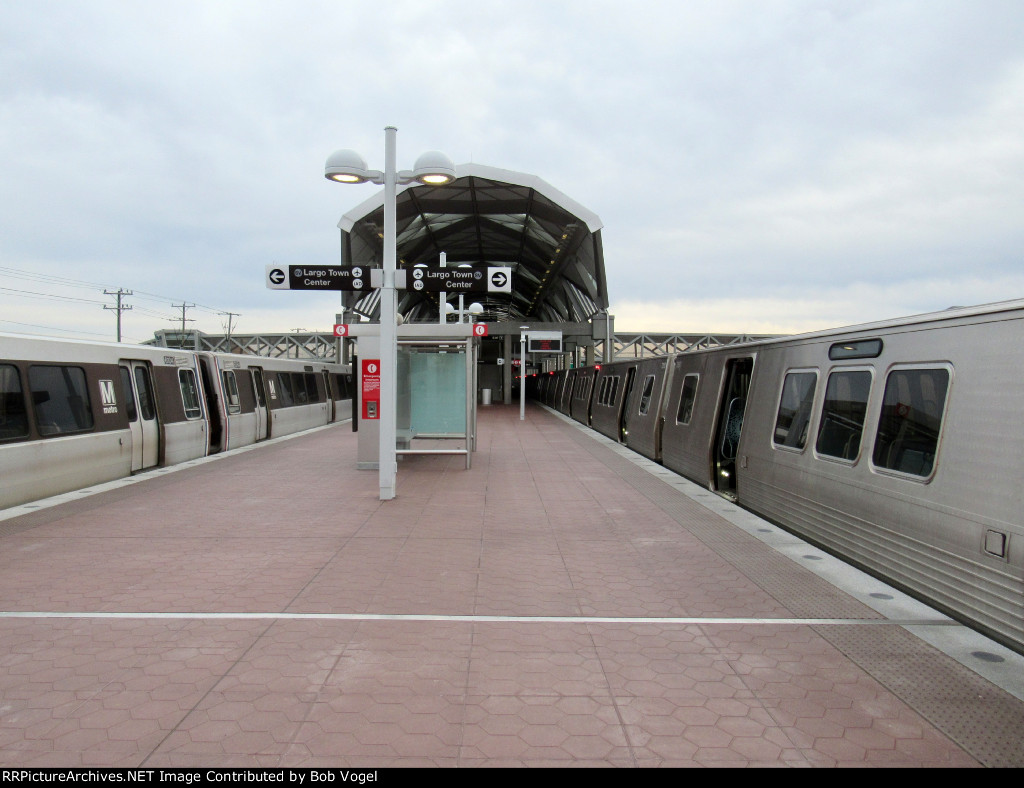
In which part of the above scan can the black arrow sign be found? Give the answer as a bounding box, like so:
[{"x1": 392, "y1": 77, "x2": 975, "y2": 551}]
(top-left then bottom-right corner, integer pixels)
[
  {"x1": 269, "y1": 268, "x2": 286, "y2": 285},
  {"x1": 490, "y1": 271, "x2": 508, "y2": 288}
]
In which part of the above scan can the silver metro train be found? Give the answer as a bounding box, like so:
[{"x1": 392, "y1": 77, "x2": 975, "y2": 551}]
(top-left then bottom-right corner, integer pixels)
[
  {"x1": 534, "y1": 299, "x2": 1024, "y2": 653},
  {"x1": 0, "y1": 333, "x2": 352, "y2": 509}
]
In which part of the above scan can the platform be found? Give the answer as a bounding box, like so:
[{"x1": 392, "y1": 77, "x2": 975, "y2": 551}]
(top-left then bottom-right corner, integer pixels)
[{"x1": 1, "y1": 403, "x2": 1023, "y2": 768}]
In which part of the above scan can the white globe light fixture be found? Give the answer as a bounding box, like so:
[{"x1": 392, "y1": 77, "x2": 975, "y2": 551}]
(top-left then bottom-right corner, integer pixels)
[
  {"x1": 411, "y1": 151, "x2": 457, "y2": 185},
  {"x1": 324, "y1": 149, "x2": 380, "y2": 184},
  {"x1": 325, "y1": 127, "x2": 456, "y2": 500}
]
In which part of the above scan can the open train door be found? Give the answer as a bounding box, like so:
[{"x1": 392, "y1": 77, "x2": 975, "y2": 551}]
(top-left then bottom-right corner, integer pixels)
[
  {"x1": 119, "y1": 361, "x2": 160, "y2": 472},
  {"x1": 712, "y1": 357, "x2": 754, "y2": 498},
  {"x1": 250, "y1": 367, "x2": 270, "y2": 441},
  {"x1": 618, "y1": 367, "x2": 637, "y2": 443},
  {"x1": 323, "y1": 371, "x2": 336, "y2": 422}
]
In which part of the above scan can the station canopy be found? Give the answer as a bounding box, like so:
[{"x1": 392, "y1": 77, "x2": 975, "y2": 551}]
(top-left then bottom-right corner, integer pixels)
[{"x1": 337, "y1": 164, "x2": 607, "y2": 325}]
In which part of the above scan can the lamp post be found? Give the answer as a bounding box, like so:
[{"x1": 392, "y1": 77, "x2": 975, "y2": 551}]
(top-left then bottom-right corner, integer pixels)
[{"x1": 326, "y1": 127, "x2": 456, "y2": 500}]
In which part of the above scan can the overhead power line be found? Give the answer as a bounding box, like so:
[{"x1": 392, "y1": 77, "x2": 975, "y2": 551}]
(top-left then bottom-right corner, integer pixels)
[
  {"x1": 0, "y1": 263, "x2": 278, "y2": 343},
  {"x1": 0, "y1": 286, "x2": 107, "y2": 305}
]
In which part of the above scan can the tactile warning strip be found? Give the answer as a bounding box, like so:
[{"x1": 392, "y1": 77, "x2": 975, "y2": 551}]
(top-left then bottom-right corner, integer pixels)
[{"x1": 816, "y1": 625, "x2": 1024, "y2": 768}]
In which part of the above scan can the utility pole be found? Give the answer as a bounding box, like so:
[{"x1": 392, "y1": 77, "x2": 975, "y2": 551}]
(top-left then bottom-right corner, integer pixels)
[
  {"x1": 220, "y1": 311, "x2": 241, "y2": 344},
  {"x1": 171, "y1": 303, "x2": 196, "y2": 349},
  {"x1": 103, "y1": 289, "x2": 133, "y2": 342}
]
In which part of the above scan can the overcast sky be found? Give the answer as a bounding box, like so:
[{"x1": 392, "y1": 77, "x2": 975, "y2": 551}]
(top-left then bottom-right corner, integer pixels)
[{"x1": 2, "y1": 0, "x2": 1022, "y2": 343}]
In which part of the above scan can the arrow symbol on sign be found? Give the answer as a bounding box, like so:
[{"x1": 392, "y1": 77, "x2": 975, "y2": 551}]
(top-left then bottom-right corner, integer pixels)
[
  {"x1": 490, "y1": 271, "x2": 508, "y2": 288},
  {"x1": 269, "y1": 268, "x2": 286, "y2": 285}
]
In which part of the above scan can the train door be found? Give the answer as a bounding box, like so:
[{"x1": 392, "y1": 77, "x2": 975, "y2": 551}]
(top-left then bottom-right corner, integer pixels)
[
  {"x1": 323, "y1": 371, "x2": 336, "y2": 422},
  {"x1": 250, "y1": 367, "x2": 269, "y2": 441},
  {"x1": 712, "y1": 357, "x2": 754, "y2": 498},
  {"x1": 618, "y1": 367, "x2": 637, "y2": 442},
  {"x1": 197, "y1": 358, "x2": 223, "y2": 453},
  {"x1": 119, "y1": 361, "x2": 159, "y2": 472}
]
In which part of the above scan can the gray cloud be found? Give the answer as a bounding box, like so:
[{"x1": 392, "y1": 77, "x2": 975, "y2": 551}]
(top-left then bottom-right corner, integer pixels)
[{"x1": 1, "y1": 0, "x2": 1022, "y2": 340}]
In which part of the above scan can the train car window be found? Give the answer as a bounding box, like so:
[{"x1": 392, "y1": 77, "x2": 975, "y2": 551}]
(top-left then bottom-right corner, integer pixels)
[
  {"x1": 222, "y1": 371, "x2": 241, "y2": 414},
  {"x1": 119, "y1": 367, "x2": 138, "y2": 422},
  {"x1": 638, "y1": 375, "x2": 656, "y2": 415},
  {"x1": 276, "y1": 373, "x2": 294, "y2": 407},
  {"x1": 829, "y1": 339, "x2": 883, "y2": 360},
  {"x1": 872, "y1": 368, "x2": 950, "y2": 478},
  {"x1": 178, "y1": 369, "x2": 203, "y2": 420},
  {"x1": 304, "y1": 373, "x2": 320, "y2": 403},
  {"x1": 292, "y1": 373, "x2": 309, "y2": 405},
  {"x1": 815, "y1": 370, "x2": 872, "y2": 461},
  {"x1": 28, "y1": 365, "x2": 94, "y2": 435},
  {"x1": 675, "y1": 374, "x2": 699, "y2": 425},
  {"x1": 333, "y1": 374, "x2": 349, "y2": 400},
  {"x1": 0, "y1": 364, "x2": 29, "y2": 440},
  {"x1": 773, "y1": 372, "x2": 817, "y2": 450}
]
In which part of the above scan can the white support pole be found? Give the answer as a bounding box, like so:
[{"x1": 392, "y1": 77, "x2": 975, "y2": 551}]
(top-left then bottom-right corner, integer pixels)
[
  {"x1": 380, "y1": 126, "x2": 399, "y2": 500},
  {"x1": 438, "y1": 252, "x2": 447, "y2": 325},
  {"x1": 520, "y1": 327, "x2": 528, "y2": 420}
]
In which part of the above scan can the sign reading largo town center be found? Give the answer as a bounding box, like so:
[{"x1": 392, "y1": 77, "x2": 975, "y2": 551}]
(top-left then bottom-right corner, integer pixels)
[{"x1": 266, "y1": 264, "x2": 513, "y2": 294}]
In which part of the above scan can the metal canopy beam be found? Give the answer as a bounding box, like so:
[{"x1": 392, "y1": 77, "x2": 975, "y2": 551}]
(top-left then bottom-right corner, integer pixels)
[{"x1": 147, "y1": 329, "x2": 779, "y2": 362}]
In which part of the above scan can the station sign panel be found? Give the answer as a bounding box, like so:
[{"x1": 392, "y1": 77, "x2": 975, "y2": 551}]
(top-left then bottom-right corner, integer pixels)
[
  {"x1": 527, "y1": 331, "x2": 563, "y2": 353},
  {"x1": 408, "y1": 265, "x2": 513, "y2": 294},
  {"x1": 266, "y1": 265, "x2": 373, "y2": 291}
]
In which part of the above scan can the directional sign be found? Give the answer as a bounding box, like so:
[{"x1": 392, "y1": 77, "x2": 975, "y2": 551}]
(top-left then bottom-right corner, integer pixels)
[
  {"x1": 489, "y1": 269, "x2": 510, "y2": 292},
  {"x1": 266, "y1": 265, "x2": 374, "y2": 291},
  {"x1": 487, "y1": 266, "x2": 512, "y2": 293},
  {"x1": 407, "y1": 265, "x2": 513, "y2": 294}
]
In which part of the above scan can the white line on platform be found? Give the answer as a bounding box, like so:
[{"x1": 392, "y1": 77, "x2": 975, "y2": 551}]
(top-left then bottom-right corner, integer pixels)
[{"x1": 0, "y1": 610, "x2": 961, "y2": 626}]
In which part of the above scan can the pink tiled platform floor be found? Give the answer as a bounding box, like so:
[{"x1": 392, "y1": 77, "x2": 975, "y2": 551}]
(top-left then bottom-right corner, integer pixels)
[{"x1": 0, "y1": 404, "x2": 1020, "y2": 767}]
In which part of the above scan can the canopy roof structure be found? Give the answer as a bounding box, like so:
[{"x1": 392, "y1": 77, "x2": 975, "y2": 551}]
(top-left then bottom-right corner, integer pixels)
[{"x1": 337, "y1": 164, "x2": 607, "y2": 325}]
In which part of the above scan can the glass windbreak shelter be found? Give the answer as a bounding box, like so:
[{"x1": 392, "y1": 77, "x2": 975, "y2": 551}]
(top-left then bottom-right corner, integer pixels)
[
  {"x1": 397, "y1": 340, "x2": 475, "y2": 467},
  {"x1": 347, "y1": 323, "x2": 478, "y2": 472}
]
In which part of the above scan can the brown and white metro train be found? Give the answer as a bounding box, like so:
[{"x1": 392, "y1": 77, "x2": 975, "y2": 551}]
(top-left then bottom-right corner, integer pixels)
[
  {"x1": 533, "y1": 299, "x2": 1024, "y2": 653},
  {"x1": 0, "y1": 333, "x2": 352, "y2": 510}
]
